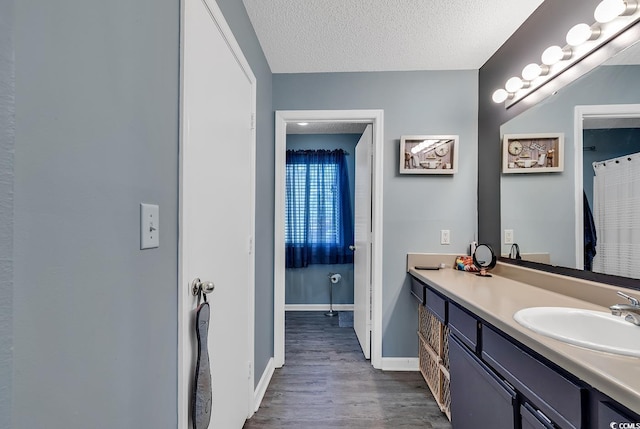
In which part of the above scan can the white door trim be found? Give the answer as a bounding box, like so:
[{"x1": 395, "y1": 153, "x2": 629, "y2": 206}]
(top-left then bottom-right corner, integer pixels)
[
  {"x1": 573, "y1": 104, "x2": 640, "y2": 270},
  {"x1": 274, "y1": 109, "x2": 384, "y2": 369},
  {"x1": 178, "y1": 0, "x2": 256, "y2": 426}
]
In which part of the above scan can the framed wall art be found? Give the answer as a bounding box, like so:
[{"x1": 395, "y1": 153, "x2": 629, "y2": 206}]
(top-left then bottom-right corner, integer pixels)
[
  {"x1": 400, "y1": 135, "x2": 459, "y2": 175},
  {"x1": 502, "y1": 133, "x2": 564, "y2": 174}
]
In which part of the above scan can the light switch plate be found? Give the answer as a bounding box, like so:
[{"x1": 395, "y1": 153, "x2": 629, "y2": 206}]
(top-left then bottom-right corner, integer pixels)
[{"x1": 141, "y1": 203, "x2": 159, "y2": 249}]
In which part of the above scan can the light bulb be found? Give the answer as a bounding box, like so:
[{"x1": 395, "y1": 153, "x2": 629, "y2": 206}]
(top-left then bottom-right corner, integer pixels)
[
  {"x1": 492, "y1": 89, "x2": 509, "y2": 103},
  {"x1": 566, "y1": 23, "x2": 599, "y2": 46},
  {"x1": 521, "y1": 63, "x2": 548, "y2": 81},
  {"x1": 297, "y1": 122, "x2": 308, "y2": 126},
  {"x1": 541, "y1": 45, "x2": 571, "y2": 65},
  {"x1": 505, "y1": 77, "x2": 524, "y2": 93},
  {"x1": 594, "y1": 0, "x2": 627, "y2": 22}
]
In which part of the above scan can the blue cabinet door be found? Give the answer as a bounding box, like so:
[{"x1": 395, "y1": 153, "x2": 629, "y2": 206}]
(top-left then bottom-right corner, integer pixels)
[{"x1": 449, "y1": 334, "x2": 516, "y2": 429}]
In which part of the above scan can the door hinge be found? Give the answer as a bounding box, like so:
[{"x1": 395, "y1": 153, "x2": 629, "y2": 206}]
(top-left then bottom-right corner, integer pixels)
[
  {"x1": 250, "y1": 113, "x2": 255, "y2": 130},
  {"x1": 248, "y1": 361, "x2": 252, "y2": 379},
  {"x1": 248, "y1": 235, "x2": 253, "y2": 254}
]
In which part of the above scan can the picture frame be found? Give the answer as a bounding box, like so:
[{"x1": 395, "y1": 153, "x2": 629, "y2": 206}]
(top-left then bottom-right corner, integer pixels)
[
  {"x1": 400, "y1": 135, "x2": 459, "y2": 174},
  {"x1": 502, "y1": 133, "x2": 564, "y2": 174}
]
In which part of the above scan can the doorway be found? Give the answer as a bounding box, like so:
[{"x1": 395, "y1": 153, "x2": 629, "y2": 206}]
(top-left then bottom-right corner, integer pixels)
[
  {"x1": 573, "y1": 104, "x2": 640, "y2": 271},
  {"x1": 274, "y1": 110, "x2": 384, "y2": 369},
  {"x1": 284, "y1": 130, "x2": 361, "y2": 316}
]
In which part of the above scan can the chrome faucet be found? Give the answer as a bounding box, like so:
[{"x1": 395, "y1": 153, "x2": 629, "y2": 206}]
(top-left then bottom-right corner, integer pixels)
[{"x1": 610, "y1": 291, "x2": 640, "y2": 326}]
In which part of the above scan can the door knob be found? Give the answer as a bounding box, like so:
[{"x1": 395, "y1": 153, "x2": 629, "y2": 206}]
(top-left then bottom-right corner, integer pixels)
[
  {"x1": 191, "y1": 278, "x2": 215, "y2": 296},
  {"x1": 349, "y1": 245, "x2": 356, "y2": 251}
]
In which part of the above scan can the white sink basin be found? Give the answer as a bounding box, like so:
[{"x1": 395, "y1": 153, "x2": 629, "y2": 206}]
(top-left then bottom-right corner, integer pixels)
[{"x1": 513, "y1": 307, "x2": 640, "y2": 357}]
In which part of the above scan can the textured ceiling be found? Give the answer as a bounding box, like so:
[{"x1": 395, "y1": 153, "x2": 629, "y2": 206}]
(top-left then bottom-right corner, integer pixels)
[{"x1": 243, "y1": 0, "x2": 545, "y2": 73}]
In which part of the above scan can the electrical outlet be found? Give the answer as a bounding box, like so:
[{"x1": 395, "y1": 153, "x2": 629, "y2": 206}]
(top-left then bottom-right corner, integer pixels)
[
  {"x1": 440, "y1": 229, "x2": 450, "y2": 245},
  {"x1": 504, "y1": 229, "x2": 514, "y2": 244}
]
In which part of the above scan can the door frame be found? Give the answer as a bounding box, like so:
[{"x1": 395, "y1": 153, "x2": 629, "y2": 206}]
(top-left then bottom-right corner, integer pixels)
[
  {"x1": 178, "y1": 0, "x2": 256, "y2": 426},
  {"x1": 274, "y1": 110, "x2": 384, "y2": 369},
  {"x1": 573, "y1": 104, "x2": 640, "y2": 269}
]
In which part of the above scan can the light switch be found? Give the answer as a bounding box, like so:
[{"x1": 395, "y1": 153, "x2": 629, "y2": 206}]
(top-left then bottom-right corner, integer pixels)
[{"x1": 141, "y1": 203, "x2": 159, "y2": 249}]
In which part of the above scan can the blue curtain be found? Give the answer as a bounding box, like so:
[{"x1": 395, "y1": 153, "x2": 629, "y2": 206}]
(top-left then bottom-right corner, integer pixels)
[{"x1": 285, "y1": 149, "x2": 354, "y2": 268}]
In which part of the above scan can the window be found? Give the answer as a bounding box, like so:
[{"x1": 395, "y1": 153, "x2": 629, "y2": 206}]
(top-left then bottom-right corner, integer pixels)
[
  {"x1": 285, "y1": 150, "x2": 353, "y2": 268},
  {"x1": 286, "y1": 163, "x2": 340, "y2": 245}
]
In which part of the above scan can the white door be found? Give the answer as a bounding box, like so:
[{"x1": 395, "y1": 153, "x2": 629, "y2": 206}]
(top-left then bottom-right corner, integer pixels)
[
  {"x1": 354, "y1": 125, "x2": 373, "y2": 359},
  {"x1": 180, "y1": 0, "x2": 255, "y2": 427}
]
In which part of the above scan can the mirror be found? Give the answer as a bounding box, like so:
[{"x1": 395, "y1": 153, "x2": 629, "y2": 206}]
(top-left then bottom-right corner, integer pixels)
[
  {"x1": 500, "y1": 38, "x2": 640, "y2": 282},
  {"x1": 473, "y1": 244, "x2": 497, "y2": 277}
]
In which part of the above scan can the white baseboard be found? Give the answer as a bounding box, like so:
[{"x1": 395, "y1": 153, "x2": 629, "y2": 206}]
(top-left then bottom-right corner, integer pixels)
[
  {"x1": 253, "y1": 357, "x2": 275, "y2": 412},
  {"x1": 285, "y1": 304, "x2": 354, "y2": 311},
  {"x1": 380, "y1": 357, "x2": 419, "y2": 371}
]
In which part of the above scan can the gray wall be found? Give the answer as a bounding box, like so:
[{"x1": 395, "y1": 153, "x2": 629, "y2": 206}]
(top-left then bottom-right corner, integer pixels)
[
  {"x1": 0, "y1": 0, "x2": 15, "y2": 426},
  {"x1": 478, "y1": 0, "x2": 602, "y2": 249},
  {"x1": 215, "y1": 0, "x2": 275, "y2": 391},
  {"x1": 13, "y1": 0, "x2": 180, "y2": 427},
  {"x1": 285, "y1": 133, "x2": 359, "y2": 305},
  {"x1": 274, "y1": 71, "x2": 478, "y2": 357},
  {"x1": 286, "y1": 265, "x2": 354, "y2": 305},
  {"x1": 6, "y1": 0, "x2": 274, "y2": 428}
]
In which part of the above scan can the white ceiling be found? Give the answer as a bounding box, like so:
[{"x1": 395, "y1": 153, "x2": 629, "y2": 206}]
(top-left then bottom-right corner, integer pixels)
[
  {"x1": 243, "y1": 0, "x2": 545, "y2": 73},
  {"x1": 287, "y1": 122, "x2": 369, "y2": 135}
]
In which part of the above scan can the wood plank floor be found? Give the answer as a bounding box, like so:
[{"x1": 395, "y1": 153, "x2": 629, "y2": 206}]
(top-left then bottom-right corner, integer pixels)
[{"x1": 243, "y1": 311, "x2": 452, "y2": 428}]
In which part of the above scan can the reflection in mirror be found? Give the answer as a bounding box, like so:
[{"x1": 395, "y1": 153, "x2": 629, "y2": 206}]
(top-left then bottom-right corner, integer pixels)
[
  {"x1": 500, "y1": 39, "x2": 640, "y2": 281},
  {"x1": 579, "y1": 106, "x2": 640, "y2": 279}
]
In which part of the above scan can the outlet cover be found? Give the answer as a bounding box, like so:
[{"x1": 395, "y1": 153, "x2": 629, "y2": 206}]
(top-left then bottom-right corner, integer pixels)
[
  {"x1": 504, "y1": 229, "x2": 514, "y2": 244},
  {"x1": 440, "y1": 229, "x2": 451, "y2": 245}
]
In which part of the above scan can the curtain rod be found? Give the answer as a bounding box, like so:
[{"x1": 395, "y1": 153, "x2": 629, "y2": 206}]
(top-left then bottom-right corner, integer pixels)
[
  {"x1": 286, "y1": 149, "x2": 350, "y2": 155},
  {"x1": 593, "y1": 151, "x2": 640, "y2": 168}
]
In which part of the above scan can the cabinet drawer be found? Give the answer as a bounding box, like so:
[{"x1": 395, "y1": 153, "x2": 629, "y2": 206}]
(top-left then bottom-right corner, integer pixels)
[
  {"x1": 450, "y1": 335, "x2": 516, "y2": 429},
  {"x1": 410, "y1": 276, "x2": 426, "y2": 304},
  {"x1": 425, "y1": 287, "x2": 447, "y2": 323},
  {"x1": 482, "y1": 327, "x2": 584, "y2": 429},
  {"x1": 449, "y1": 303, "x2": 478, "y2": 352}
]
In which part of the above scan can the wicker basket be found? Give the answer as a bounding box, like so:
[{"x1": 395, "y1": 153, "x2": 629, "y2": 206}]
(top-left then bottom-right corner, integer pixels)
[
  {"x1": 418, "y1": 331, "x2": 441, "y2": 400},
  {"x1": 418, "y1": 304, "x2": 451, "y2": 421},
  {"x1": 418, "y1": 304, "x2": 443, "y2": 354},
  {"x1": 439, "y1": 365, "x2": 451, "y2": 420},
  {"x1": 442, "y1": 324, "x2": 450, "y2": 371},
  {"x1": 418, "y1": 304, "x2": 428, "y2": 336}
]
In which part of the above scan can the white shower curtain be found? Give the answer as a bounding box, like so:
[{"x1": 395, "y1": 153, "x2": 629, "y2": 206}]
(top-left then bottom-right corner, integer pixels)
[{"x1": 592, "y1": 152, "x2": 640, "y2": 279}]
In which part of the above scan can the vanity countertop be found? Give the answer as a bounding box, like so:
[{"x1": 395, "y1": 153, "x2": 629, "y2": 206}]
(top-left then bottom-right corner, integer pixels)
[{"x1": 408, "y1": 262, "x2": 640, "y2": 414}]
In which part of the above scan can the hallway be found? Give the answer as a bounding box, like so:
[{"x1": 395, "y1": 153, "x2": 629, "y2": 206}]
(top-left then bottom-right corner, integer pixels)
[{"x1": 244, "y1": 312, "x2": 452, "y2": 428}]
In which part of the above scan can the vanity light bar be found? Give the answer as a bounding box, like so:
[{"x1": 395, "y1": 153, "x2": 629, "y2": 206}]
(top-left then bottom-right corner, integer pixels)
[
  {"x1": 492, "y1": 0, "x2": 640, "y2": 107},
  {"x1": 595, "y1": 0, "x2": 637, "y2": 23}
]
